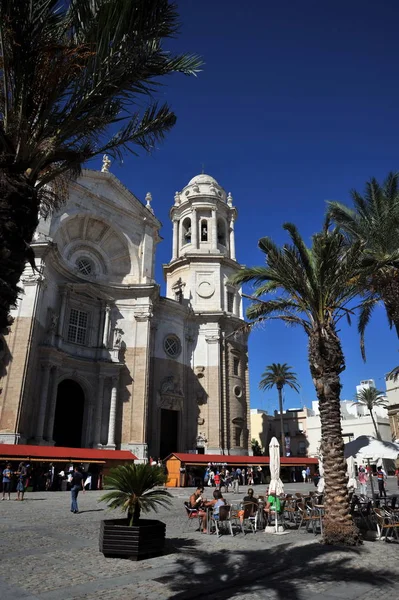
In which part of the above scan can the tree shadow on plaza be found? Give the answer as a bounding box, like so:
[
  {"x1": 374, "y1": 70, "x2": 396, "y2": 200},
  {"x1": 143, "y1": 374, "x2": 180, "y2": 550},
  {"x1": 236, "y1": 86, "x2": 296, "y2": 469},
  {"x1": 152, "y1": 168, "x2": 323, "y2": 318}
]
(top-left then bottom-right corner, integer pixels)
[
  {"x1": 162, "y1": 540, "x2": 393, "y2": 600},
  {"x1": 163, "y1": 537, "x2": 200, "y2": 557}
]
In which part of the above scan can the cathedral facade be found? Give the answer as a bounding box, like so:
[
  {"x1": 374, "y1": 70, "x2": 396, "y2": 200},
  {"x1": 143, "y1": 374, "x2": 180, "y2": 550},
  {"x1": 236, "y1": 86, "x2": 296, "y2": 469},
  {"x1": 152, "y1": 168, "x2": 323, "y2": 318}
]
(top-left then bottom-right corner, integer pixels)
[{"x1": 0, "y1": 166, "x2": 250, "y2": 460}]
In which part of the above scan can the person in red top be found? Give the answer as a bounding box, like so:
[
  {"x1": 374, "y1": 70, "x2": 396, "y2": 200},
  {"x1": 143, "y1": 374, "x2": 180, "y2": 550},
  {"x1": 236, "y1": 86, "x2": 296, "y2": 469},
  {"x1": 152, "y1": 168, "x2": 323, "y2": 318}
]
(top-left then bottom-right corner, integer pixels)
[
  {"x1": 395, "y1": 468, "x2": 399, "y2": 488},
  {"x1": 214, "y1": 472, "x2": 221, "y2": 489}
]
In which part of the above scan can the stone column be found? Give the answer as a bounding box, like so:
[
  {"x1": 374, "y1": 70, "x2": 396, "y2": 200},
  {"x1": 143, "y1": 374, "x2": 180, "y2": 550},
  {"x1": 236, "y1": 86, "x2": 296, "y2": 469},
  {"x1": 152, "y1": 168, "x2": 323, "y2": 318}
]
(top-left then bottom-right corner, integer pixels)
[
  {"x1": 45, "y1": 366, "x2": 59, "y2": 442},
  {"x1": 97, "y1": 302, "x2": 105, "y2": 347},
  {"x1": 102, "y1": 305, "x2": 111, "y2": 348},
  {"x1": 105, "y1": 376, "x2": 119, "y2": 448},
  {"x1": 93, "y1": 375, "x2": 106, "y2": 447},
  {"x1": 57, "y1": 288, "x2": 68, "y2": 336},
  {"x1": 172, "y1": 219, "x2": 179, "y2": 260},
  {"x1": 229, "y1": 216, "x2": 236, "y2": 260},
  {"x1": 191, "y1": 208, "x2": 198, "y2": 249},
  {"x1": 35, "y1": 363, "x2": 51, "y2": 442},
  {"x1": 211, "y1": 209, "x2": 218, "y2": 250}
]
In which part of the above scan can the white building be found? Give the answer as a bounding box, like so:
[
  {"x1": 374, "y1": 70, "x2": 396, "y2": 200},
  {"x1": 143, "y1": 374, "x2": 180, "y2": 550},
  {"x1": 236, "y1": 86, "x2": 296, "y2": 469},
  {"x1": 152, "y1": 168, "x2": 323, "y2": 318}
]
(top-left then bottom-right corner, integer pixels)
[
  {"x1": 306, "y1": 398, "x2": 391, "y2": 456},
  {"x1": 385, "y1": 374, "x2": 399, "y2": 442},
  {"x1": 0, "y1": 165, "x2": 250, "y2": 459},
  {"x1": 356, "y1": 379, "x2": 376, "y2": 395}
]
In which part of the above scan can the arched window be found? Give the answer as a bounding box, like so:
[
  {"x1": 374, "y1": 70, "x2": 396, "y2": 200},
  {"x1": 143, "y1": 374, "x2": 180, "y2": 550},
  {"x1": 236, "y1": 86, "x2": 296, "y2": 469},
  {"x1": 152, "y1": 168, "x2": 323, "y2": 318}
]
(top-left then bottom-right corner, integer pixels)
[
  {"x1": 200, "y1": 220, "x2": 208, "y2": 241},
  {"x1": 217, "y1": 219, "x2": 226, "y2": 245},
  {"x1": 182, "y1": 217, "x2": 191, "y2": 244},
  {"x1": 76, "y1": 257, "x2": 94, "y2": 276}
]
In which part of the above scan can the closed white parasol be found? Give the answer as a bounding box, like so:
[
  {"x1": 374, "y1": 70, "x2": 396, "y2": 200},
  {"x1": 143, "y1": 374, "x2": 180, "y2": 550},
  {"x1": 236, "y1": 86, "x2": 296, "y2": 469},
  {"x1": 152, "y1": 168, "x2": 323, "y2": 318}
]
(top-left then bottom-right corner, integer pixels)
[
  {"x1": 268, "y1": 436, "x2": 284, "y2": 496},
  {"x1": 317, "y1": 458, "x2": 325, "y2": 494},
  {"x1": 346, "y1": 455, "x2": 357, "y2": 491},
  {"x1": 268, "y1": 437, "x2": 287, "y2": 534}
]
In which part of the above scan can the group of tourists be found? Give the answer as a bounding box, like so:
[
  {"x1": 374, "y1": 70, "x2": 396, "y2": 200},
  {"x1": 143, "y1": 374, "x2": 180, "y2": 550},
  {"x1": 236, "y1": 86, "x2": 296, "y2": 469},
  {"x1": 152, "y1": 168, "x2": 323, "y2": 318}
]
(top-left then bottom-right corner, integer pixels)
[
  {"x1": 2, "y1": 462, "x2": 28, "y2": 501},
  {"x1": 356, "y1": 465, "x2": 388, "y2": 497},
  {"x1": 188, "y1": 485, "x2": 280, "y2": 534},
  {"x1": 203, "y1": 465, "x2": 265, "y2": 491},
  {"x1": 1, "y1": 462, "x2": 100, "y2": 511}
]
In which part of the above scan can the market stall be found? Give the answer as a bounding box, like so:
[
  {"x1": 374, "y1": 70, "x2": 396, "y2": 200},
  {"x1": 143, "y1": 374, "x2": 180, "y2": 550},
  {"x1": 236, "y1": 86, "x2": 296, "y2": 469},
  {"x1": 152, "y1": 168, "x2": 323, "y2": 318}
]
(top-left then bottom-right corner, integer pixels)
[
  {"x1": 164, "y1": 453, "x2": 318, "y2": 487},
  {"x1": 0, "y1": 444, "x2": 136, "y2": 491}
]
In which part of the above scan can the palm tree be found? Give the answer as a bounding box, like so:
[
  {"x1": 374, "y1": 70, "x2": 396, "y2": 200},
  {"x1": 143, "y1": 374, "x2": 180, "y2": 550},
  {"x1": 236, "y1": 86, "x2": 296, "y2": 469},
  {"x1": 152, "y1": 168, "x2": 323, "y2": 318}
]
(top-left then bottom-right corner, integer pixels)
[
  {"x1": 230, "y1": 222, "x2": 361, "y2": 545},
  {"x1": 353, "y1": 387, "x2": 388, "y2": 439},
  {"x1": 327, "y1": 172, "x2": 399, "y2": 353},
  {"x1": 259, "y1": 363, "x2": 299, "y2": 457},
  {"x1": 0, "y1": 0, "x2": 201, "y2": 335},
  {"x1": 101, "y1": 463, "x2": 172, "y2": 526}
]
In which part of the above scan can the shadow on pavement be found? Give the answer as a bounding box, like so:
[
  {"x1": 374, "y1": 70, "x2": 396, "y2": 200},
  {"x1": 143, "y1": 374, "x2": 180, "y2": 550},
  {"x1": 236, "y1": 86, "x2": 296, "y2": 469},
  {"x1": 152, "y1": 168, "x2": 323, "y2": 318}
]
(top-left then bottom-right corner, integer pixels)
[
  {"x1": 162, "y1": 541, "x2": 393, "y2": 600},
  {"x1": 163, "y1": 537, "x2": 200, "y2": 557}
]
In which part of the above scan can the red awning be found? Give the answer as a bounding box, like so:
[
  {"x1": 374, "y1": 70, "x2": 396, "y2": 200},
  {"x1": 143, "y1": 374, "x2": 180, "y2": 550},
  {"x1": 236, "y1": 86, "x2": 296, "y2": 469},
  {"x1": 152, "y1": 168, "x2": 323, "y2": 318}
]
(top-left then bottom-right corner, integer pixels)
[
  {"x1": 0, "y1": 444, "x2": 136, "y2": 463},
  {"x1": 164, "y1": 453, "x2": 317, "y2": 466}
]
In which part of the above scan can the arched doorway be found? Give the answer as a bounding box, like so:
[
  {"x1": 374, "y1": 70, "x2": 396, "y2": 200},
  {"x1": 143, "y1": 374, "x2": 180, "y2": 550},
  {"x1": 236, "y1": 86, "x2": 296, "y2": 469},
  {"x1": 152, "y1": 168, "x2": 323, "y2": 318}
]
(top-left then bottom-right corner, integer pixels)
[{"x1": 53, "y1": 379, "x2": 85, "y2": 447}]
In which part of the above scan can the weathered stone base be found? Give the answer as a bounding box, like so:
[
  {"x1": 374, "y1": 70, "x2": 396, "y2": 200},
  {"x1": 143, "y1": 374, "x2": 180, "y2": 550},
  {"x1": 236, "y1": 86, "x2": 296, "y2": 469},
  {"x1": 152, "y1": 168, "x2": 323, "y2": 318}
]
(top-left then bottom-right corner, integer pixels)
[
  {"x1": 121, "y1": 443, "x2": 148, "y2": 462},
  {"x1": 229, "y1": 447, "x2": 249, "y2": 456},
  {"x1": 206, "y1": 447, "x2": 223, "y2": 455},
  {"x1": 0, "y1": 432, "x2": 21, "y2": 444}
]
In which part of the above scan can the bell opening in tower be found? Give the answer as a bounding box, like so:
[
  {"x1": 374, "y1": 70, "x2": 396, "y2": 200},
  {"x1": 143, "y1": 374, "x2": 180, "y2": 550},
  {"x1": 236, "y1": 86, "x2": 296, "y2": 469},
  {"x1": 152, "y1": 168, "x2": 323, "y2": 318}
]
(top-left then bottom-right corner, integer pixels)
[
  {"x1": 201, "y1": 220, "x2": 208, "y2": 241},
  {"x1": 182, "y1": 217, "x2": 191, "y2": 244},
  {"x1": 217, "y1": 219, "x2": 226, "y2": 245}
]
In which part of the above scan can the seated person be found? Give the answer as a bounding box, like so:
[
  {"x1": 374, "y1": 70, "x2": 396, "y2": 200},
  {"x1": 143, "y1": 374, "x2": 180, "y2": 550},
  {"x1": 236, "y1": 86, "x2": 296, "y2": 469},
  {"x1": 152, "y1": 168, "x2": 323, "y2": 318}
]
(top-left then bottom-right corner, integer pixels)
[
  {"x1": 189, "y1": 486, "x2": 206, "y2": 530},
  {"x1": 202, "y1": 490, "x2": 227, "y2": 532},
  {"x1": 238, "y1": 488, "x2": 258, "y2": 524},
  {"x1": 264, "y1": 490, "x2": 281, "y2": 522}
]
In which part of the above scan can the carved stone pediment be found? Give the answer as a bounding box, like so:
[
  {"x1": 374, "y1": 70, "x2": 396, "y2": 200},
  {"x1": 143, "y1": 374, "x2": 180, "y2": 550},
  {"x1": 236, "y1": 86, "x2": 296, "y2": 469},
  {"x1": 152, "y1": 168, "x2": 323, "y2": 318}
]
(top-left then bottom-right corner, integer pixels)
[
  {"x1": 158, "y1": 395, "x2": 183, "y2": 411},
  {"x1": 157, "y1": 376, "x2": 183, "y2": 411}
]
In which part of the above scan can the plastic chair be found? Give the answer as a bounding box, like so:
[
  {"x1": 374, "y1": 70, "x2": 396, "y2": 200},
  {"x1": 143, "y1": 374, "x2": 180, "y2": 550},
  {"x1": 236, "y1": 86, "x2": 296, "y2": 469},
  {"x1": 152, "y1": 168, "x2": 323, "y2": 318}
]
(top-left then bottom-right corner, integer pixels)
[
  {"x1": 240, "y1": 502, "x2": 257, "y2": 534},
  {"x1": 212, "y1": 505, "x2": 234, "y2": 536},
  {"x1": 184, "y1": 502, "x2": 202, "y2": 532},
  {"x1": 373, "y1": 507, "x2": 399, "y2": 541}
]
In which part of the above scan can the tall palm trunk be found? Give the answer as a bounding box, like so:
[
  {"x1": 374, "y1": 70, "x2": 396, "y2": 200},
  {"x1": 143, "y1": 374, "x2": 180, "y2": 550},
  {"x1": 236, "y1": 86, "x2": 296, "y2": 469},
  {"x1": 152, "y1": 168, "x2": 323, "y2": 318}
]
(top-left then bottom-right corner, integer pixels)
[
  {"x1": 0, "y1": 170, "x2": 39, "y2": 335},
  {"x1": 369, "y1": 409, "x2": 381, "y2": 440},
  {"x1": 277, "y1": 386, "x2": 285, "y2": 457},
  {"x1": 308, "y1": 325, "x2": 360, "y2": 545}
]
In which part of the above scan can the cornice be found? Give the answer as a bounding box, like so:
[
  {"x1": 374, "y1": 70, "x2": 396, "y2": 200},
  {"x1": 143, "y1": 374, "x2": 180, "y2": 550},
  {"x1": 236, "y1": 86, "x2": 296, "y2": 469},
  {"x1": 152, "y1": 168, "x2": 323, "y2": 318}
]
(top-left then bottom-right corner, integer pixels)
[{"x1": 162, "y1": 253, "x2": 241, "y2": 275}]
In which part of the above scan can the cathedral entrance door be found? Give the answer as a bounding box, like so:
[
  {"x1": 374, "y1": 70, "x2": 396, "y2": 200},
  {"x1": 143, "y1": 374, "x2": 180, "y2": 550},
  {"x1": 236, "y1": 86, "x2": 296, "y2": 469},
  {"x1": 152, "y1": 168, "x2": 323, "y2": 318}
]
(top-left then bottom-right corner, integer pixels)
[
  {"x1": 53, "y1": 380, "x2": 85, "y2": 447},
  {"x1": 159, "y1": 409, "x2": 178, "y2": 459}
]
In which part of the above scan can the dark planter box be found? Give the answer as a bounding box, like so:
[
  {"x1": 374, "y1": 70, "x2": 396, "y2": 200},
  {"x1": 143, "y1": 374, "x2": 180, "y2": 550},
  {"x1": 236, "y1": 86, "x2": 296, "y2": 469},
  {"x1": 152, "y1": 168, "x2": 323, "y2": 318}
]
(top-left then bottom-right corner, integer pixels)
[{"x1": 99, "y1": 518, "x2": 166, "y2": 561}]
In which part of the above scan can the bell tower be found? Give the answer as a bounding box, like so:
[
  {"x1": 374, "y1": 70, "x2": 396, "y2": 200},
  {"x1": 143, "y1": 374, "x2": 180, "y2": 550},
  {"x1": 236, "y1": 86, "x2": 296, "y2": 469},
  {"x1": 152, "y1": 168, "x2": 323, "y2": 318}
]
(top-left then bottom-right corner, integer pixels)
[
  {"x1": 165, "y1": 173, "x2": 241, "y2": 315},
  {"x1": 162, "y1": 174, "x2": 250, "y2": 456}
]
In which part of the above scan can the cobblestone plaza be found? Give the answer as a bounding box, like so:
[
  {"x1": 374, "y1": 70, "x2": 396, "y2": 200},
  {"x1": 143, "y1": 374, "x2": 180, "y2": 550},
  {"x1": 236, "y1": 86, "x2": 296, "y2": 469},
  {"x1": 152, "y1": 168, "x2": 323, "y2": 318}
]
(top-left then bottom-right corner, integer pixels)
[
  {"x1": 1, "y1": 483, "x2": 398, "y2": 600},
  {"x1": 0, "y1": 483, "x2": 399, "y2": 600}
]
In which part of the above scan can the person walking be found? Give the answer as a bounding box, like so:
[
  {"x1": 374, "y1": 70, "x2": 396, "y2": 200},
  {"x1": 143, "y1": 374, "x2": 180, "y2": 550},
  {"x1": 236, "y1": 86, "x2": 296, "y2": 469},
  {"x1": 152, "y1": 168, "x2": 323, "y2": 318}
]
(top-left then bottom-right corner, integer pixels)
[
  {"x1": 2, "y1": 463, "x2": 13, "y2": 500},
  {"x1": 232, "y1": 468, "x2": 240, "y2": 494},
  {"x1": 70, "y1": 466, "x2": 85, "y2": 513},
  {"x1": 16, "y1": 462, "x2": 28, "y2": 501},
  {"x1": 305, "y1": 466, "x2": 311, "y2": 482},
  {"x1": 376, "y1": 466, "x2": 387, "y2": 498},
  {"x1": 358, "y1": 466, "x2": 368, "y2": 496},
  {"x1": 395, "y1": 468, "x2": 399, "y2": 489},
  {"x1": 301, "y1": 468, "x2": 307, "y2": 483}
]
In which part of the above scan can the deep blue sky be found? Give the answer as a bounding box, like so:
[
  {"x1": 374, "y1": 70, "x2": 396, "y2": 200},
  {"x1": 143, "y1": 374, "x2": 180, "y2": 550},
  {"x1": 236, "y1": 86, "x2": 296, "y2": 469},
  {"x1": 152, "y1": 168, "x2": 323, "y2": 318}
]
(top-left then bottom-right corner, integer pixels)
[{"x1": 106, "y1": 0, "x2": 399, "y2": 413}]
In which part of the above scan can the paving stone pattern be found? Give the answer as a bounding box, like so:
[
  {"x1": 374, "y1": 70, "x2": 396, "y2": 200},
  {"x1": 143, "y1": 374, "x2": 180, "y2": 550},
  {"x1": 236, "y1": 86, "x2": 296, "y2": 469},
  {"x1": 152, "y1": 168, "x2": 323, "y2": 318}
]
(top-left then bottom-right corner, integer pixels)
[{"x1": 0, "y1": 486, "x2": 398, "y2": 600}]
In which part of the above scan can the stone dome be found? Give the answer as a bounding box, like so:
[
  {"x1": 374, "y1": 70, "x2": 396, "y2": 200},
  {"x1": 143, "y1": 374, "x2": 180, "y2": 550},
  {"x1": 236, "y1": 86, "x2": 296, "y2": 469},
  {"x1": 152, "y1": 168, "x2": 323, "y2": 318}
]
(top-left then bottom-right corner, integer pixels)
[{"x1": 188, "y1": 173, "x2": 219, "y2": 186}]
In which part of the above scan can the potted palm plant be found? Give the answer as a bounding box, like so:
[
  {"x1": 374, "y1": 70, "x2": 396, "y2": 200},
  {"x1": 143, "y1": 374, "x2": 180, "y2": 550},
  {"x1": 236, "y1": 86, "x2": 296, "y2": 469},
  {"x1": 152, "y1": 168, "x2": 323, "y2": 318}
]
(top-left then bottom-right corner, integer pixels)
[{"x1": 100, "y1": 463, "x2": 172, "y2": 560}]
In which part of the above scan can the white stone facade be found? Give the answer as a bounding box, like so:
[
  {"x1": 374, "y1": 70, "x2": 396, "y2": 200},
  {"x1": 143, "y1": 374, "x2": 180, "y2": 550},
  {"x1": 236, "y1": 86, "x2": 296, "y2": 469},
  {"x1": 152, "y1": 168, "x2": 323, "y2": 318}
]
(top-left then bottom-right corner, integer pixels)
[
  {"x1": 0, "y1": 170, "x2": 250, "y2": 459},
  {"x1": 306, "y1": 399, "x2": 391, "y2": 456}
]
